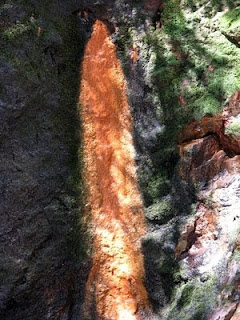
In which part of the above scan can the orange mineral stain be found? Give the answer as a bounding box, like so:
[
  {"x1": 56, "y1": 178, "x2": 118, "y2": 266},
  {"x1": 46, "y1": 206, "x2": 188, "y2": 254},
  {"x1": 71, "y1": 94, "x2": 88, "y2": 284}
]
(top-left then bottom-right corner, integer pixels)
[{"x1": 80, "y1": 20, "x2": 151, "y2": 319}]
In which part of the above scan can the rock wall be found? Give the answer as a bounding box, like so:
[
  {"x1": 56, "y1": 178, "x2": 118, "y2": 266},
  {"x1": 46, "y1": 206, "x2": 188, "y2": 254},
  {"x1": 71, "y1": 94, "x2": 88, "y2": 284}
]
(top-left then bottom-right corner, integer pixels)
[
  {"x1": 0, "y1": 0, "x2": 239, "y2": 319},
  {"x1": 0, "y1": 1, "x2": 90, "y2": 319}
]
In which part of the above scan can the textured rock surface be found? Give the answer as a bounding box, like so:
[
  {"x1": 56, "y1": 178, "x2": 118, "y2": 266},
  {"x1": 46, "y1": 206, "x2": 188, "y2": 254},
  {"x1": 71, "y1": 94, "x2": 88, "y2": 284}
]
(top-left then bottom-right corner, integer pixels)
[
  {"x1": 0, "y1": 1, "x2": 90, "y2": 319},
  {"x1": 80, "y1": 20, "x2": 152, "y2": 320},
  {"x1": 156, "y1": 98, "x2": 240, "y2": 320},
  {"x1": 1, "y1": 0, "x2": 240, "y2": 319}
]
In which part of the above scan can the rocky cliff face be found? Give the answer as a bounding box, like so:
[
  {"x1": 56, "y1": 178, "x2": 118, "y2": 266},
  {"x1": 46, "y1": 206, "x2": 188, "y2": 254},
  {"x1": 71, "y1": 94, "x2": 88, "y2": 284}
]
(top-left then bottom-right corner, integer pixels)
[
  {"x1": 0, "y1": 1, "x2": 89, "y2": 319},
  {"x1": 0, "y1": 0, "x2": 239, "y2": 319}
]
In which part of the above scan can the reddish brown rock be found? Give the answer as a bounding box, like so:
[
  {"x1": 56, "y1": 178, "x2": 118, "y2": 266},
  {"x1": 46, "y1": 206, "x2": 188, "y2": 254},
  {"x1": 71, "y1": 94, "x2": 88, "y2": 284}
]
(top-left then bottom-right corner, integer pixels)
[
  {"x1": 145, "y1": 0, "x2": 163, "y2": 13},
  {"x1": 231, "y1": 304, "x2": 240, "y2": 320},
  {"x1": 178, "y1": 105, "x2": 240, "y2": 156},
  {"x1": 175, "y1": 220, "x2": 196, "y2": 259},
  {"x1": 220, "y1": 133, "x2": 240, "y2": 156},
  {"x1": 175, "y1": 96, "x2": 240, "y2": 318},
  {"x1": 223, "y1": 155, "x2": 240, "y2": 174},
  {"x1": 190, "y1": 150, "x2": 226, "y2": 184},
  {"x1": 177, "y1": 135, "x2": 227, "y2": 184},
  {"x1": 178, "y1": 115, "x2": 223, "y2": 144},
  {"x1": 179, "y1": 135, "x2": 220, "y2": 161},
  {"x1": 177, "y1": 99, "x2": 240, "y2": 188},
  {"x1": 195, "y1": 205, "x2": 216, "y2": 237},
  {"x1": 175, "y1": 205, "x2": 217, "y2": 259}
]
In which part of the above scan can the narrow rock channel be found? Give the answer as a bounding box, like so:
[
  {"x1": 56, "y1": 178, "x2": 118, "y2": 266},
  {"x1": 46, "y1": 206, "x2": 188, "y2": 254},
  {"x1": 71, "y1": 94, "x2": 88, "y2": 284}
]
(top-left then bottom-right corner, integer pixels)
[{"x1": 80, "y1": 20, "x2": 152, "y2": 320}]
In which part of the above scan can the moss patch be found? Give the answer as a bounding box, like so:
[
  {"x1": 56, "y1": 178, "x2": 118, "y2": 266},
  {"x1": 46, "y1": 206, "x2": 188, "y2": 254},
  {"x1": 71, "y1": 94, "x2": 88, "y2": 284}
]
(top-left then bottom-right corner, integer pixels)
[
  {"x1": 162, "y1": 277, "x2": 219, "y2": 320},
  {"x1": 220, "y1": 6, "x2": 240, "y2": 31},
  {"x1": 225, "y1": 118, "x2": 240, "y2": 138},
  {"x1": 145, "y1": 196, "x2": 175, "y2": 224},
  {"x1": 115, "y1": 1, "x2": 240, "y2": 207}
]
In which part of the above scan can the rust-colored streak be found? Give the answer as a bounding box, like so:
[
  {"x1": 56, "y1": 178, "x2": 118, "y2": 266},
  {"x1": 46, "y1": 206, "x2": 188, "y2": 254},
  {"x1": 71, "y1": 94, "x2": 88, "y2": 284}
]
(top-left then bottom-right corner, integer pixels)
[{"x1": 80, "y1": 20, "x2": 151, "y2": 319}]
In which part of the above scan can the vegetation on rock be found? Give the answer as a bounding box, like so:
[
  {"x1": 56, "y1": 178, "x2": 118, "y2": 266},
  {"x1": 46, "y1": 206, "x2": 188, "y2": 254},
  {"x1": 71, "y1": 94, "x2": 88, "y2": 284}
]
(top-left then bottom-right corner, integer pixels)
[{"x1": 1, "y1": 0, "x2": 239, "y2": 319}]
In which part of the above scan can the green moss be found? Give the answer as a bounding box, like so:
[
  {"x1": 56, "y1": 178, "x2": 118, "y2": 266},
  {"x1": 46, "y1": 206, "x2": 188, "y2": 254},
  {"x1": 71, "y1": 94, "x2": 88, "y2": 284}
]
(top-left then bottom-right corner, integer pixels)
[
  {"x1": 177, "y1": 284, "x2": 195, "y2": 307},
  {"x1": 147, "y1": 171, "x2": 170, "y2": 199},
  {"x1": 225, "y1": 118, "x2": 240, "y2": 138},
  {"x1": 220, "y1": 7, "x2": 240, "y2": 30},
  {"x1": 184, "y1": 0, "x2": 236, "y2": 16},
  {"x1": 163, "y1": 277, "x2": 219, "y2": 320},
  {"x1": 113, "y1": 0, "x2": 240, "y2": 211},
  {"x1": 162, "y1": 0, "x2": 188, "y2": 39},
  {"x1": 2, "y1": 21, "x2": 35, "y2": 40},
  {"x1": 145, "y1": 197, "x2": 174, "y2": 223},
  {"x1": 192, "y1": 94, "x2": 221, "y2": 120},
  {"x1": 208, "y1": 69, "x2": 238, "y2": 98}
]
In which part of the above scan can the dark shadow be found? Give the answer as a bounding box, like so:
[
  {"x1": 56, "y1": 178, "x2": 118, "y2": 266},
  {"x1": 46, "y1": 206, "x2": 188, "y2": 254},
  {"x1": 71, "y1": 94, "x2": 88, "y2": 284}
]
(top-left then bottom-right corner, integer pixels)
[
  {"x1": 58, "y1": 13, "x2": 94, "y2": 319},
  {"x1": 142, "y1": 222, "x2": 181, "y2": 312},
  {"x1": 0, "y1": 1, "x2": 95, "y2": 318}
]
